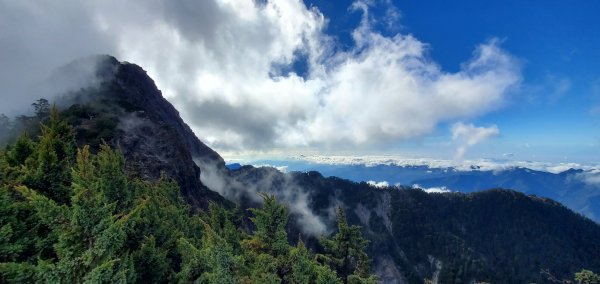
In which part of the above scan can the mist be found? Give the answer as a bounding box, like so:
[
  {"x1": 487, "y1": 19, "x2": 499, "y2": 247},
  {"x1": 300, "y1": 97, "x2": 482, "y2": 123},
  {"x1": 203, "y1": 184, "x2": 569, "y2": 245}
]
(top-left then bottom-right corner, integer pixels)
[{"x1": 195, "y1": 158, "x2": 331, "y2": 236}]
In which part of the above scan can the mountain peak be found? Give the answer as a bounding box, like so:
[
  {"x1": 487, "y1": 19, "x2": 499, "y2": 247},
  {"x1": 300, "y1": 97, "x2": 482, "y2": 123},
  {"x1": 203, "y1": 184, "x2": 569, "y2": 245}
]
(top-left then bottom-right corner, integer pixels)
[{"x1": 53, "y1": 55, "x2": 228, "y2": 208}]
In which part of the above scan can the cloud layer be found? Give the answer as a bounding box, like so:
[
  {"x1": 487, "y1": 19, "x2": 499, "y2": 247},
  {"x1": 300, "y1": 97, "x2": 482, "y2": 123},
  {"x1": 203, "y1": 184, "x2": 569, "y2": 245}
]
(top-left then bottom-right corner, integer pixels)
[
  {"x1": 0, "y1": 0, "x2": 521, "y2": 152},
  {"x1": 285, "y1": 154, "x2": 598, "y2": 174}
]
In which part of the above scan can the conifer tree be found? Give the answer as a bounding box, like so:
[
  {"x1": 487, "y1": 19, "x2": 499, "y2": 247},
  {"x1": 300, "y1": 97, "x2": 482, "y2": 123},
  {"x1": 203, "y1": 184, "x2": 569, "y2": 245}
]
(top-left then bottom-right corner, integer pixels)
[
  {"x1": 131, "y1": 236, "x2": 173, "y2": 283},
  {"x1": 198, "y1": 221, "x2": 238, "y2": 284},
  {"x1": 13, "y1": 146, "x2": 140, "y2": 283},
  {"x1": 27, "y1": 107, "x2": 75, "y2": 204},
  {"x1": 96, "y1": 144, "x2": 130, "y2": 211},
  {"x1": 242, "y1": 193, "x2": 290, "y2": 282},
  {"x1": 207, "y1": 202, "x2": 244, "y2": 254},
  {"x1": 246, "y1": 193, "x2": 289, "y2": 257},
  {"x1": 288, "y1": 240, "x2": 341, "y2": 284},
  {"x1": 5, "y1": 134, "x2": 35, "y2": 169},
  {"x1": 319, "y1": 207, "x2": 376, "y2": 284}
]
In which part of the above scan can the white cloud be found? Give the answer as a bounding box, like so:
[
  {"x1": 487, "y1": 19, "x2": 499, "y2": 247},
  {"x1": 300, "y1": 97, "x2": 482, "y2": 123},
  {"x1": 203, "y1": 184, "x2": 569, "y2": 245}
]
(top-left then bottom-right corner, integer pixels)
[
  {"x1": 576, "y1": 169, "x2": 600, "y2": 187},
  {"x1": 0, "y1": 0, "x2": 521, "y2": 153},
  {"x1": 287, "y1": 154, "x2": 599, "y2": 174},
  {"x1": 413, "y1": 184, "x2": 452, "y2": 193},
  {"x1": 451, "y1": 122, "x2": 500, "y2": 159},
  {"x1": 367, "y1": 180, "x2": 390, "y2": 188},
  {"x1": 253, "y1": 164, "x2": 289, "y2": 173}
]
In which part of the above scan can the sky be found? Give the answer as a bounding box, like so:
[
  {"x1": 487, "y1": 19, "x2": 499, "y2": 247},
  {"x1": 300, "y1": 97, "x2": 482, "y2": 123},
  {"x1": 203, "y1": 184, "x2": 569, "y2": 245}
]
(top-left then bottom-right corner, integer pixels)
[{"x1": 0, "y1": 0, "x2": 599, "y2": 164}]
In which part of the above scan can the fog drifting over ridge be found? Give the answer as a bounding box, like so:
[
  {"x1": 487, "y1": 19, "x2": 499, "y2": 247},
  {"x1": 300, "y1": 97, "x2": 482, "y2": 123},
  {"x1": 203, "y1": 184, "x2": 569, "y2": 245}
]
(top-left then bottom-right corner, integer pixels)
[{"x1": 0, "y1": 0, "x2": 520, "y2": 155}]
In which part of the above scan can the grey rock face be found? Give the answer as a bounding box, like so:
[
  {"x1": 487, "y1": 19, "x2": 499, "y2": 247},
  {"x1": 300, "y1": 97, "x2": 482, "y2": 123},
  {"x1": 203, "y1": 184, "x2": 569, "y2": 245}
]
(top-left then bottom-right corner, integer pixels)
[{"x1": 57, "y1": 55, "x2": 229, "y2": 209}]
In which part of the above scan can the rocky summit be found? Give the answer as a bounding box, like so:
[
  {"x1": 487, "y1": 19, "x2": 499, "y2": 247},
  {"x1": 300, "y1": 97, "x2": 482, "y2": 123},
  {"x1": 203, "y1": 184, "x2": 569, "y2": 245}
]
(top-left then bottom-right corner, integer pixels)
[{"x1": 53, "y1": 55, "x2": 228, "y2": 209}]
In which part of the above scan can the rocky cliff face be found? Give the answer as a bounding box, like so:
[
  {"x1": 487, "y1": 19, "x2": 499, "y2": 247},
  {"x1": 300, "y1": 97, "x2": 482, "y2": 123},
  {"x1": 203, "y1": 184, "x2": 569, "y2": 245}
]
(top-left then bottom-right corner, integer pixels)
[{"x1": 54, "y1": 55, "x2": 228, "y2": 209}]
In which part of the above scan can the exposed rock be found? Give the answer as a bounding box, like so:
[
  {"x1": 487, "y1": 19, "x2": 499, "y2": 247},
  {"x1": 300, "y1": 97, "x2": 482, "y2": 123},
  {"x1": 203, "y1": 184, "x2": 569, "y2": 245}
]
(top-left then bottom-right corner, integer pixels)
[{"x1": 55, "y1": 55, "x2": 229, "y2": 209}]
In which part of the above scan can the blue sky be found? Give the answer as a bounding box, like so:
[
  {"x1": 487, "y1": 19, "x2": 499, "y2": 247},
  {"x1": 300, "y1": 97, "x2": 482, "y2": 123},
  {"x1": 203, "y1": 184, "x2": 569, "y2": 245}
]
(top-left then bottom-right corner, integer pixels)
[
  {"x1": 302, "y1": 0, "x2": 600, "y2": 163},
  {"x1": 1, "y1": 0, "x2": 598, "y2": 164}
]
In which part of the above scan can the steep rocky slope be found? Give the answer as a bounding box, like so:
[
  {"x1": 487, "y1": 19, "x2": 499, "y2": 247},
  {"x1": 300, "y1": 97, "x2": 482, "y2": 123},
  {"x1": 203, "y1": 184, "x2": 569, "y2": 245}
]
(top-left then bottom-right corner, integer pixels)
[{"x1": 52, "y1": 55, "x2": 228, "y2": 208}]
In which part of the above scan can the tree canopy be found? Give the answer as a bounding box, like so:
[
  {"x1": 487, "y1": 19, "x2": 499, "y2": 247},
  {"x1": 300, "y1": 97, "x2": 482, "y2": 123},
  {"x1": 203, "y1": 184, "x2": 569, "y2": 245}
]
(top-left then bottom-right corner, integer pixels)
[{"x1": 0, "y1": 110, "x2": 376, "y2": 283}]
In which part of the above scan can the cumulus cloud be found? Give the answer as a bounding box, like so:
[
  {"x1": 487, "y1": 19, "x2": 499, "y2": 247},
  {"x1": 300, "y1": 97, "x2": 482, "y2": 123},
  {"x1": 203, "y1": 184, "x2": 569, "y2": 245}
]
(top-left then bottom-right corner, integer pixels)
[
  {"x1": 451, "y1": 122, "x2": 500, "y2": 159},
  {"x1": 0, "y1": 0, "x2": 520, "y2": 153}
]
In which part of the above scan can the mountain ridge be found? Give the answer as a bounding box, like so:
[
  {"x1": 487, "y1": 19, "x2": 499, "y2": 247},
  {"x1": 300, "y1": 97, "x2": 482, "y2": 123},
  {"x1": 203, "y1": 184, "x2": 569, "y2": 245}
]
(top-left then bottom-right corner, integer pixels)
[
  {"x1": 50, "y1": 55, "x2": 229, "y2": 209},
  {"x1": 239, "y1": 159, "x2": 600, "y2": 222}
]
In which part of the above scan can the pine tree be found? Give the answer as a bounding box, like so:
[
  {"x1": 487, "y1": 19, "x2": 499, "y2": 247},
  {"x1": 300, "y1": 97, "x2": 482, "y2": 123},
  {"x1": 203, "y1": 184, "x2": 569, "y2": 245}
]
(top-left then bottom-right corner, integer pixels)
[
  {"x1": 199, "y1": 221, "x2": 238, "y2": 284},
  {"x1": 14, "y1": 146, "x2": 141, "y2": 283},
  {"x1": 176, "y1": 238, "x2": 205, "y2": 282},
  {"x1": 319, "y1": 207, "x2": 376, "y2": 284},
  {"x1": 243, "y1": 193, "x2": 291, "y2": 282},
  {"x1": 96, "y1": 144, "x2": 130, "y2": 211},
  {"x1": 26, "y1": 108, "x2": 75, "y2": 204},
  {"x1": 131, "y1": 236, "x2": 173, "y2": 283},
  {"x1": 5, "y1": 134, "x2": 35, "y2": 168},
  {"x1": 246, "y1": 193, "x2": 289, "y2": 257},
  {"x1": 288, "y1": 239, "x2": 341, "y2": 284},
  {"x1": 207, "y1": 202, "x2": 244, "y2": 254}
]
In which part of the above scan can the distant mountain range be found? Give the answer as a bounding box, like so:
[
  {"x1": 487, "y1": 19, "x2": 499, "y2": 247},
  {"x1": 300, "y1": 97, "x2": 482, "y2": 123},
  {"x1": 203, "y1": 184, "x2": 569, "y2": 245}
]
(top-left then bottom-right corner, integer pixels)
[{"x1": 230, "y1": 160, "x2": 600, "y2": 222}]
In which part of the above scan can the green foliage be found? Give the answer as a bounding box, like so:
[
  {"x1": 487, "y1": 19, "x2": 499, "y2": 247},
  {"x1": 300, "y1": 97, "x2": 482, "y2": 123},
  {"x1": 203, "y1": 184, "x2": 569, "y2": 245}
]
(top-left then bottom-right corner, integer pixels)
[
  {"x1": 198, "y1": 222, "x2": 238, "y2": 284},
  {"x1": 575, "y1": 269, "x2": 600, "y2": 284},
  {"x1": 0, "y1": 262, "x2": 37, "y2": 283},
  {"x1": 319, "y1": 207, "x2": 376, "y2": 284},
  {"x1": 60, "y1": 103, "x2": 120, "y2": 149},
  {"x1": 131, "y1": 236, "x2": 173, "y2": 283},
  {"x1": 96, "y1": 144, "x2": 131, "y2": 210},
  {"x1": 25, "y1": 107, "x2": 75, "y2": 204},
  {"x1": 246, "y1": 193, "x2": 290, "y2": 257},
  {"x1": 6, "y1": 134, "x2": 35, "y2": 168},
  {"x1": 289, "y1": 240, "x2": 341, "y2": 284},
  {"x1": 0, "y1": 110, "x2": 377, "y2": 283},
  {"x1": 241, "y1": 193, "x2": 290, "y2": 282},
  {"x1": 207, "y1": 203, "x2": 243, "y2": 249},
  {"x1": 0, "y1": 186, "x2": 35, "y2": 262}
]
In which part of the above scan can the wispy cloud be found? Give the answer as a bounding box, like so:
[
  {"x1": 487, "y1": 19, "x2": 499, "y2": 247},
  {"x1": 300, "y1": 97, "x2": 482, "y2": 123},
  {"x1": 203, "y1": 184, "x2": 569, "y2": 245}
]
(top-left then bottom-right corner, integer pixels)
[
  {"x1": 575, "y1": 169, "x2": 600, "y2": 187},
  {"x1": 451, "y1": 122, "x2": 500, "y2": 159}
]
